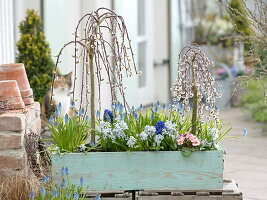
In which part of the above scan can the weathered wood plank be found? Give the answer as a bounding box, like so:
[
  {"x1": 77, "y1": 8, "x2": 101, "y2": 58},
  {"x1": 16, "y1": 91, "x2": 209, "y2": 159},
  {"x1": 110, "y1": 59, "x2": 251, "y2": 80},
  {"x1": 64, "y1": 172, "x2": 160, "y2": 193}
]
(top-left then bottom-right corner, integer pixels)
[{"x1": 51, "y1": 151, "x2": 223, "y2": 191}]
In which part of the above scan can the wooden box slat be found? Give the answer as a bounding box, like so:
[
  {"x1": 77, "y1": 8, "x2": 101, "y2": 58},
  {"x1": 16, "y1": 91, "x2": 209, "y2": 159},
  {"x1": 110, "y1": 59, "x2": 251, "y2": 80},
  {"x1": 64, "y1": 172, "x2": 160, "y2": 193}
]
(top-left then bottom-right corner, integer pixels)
[{"x1": 51, "y1": 150, "x2": 223, "y2": 191}]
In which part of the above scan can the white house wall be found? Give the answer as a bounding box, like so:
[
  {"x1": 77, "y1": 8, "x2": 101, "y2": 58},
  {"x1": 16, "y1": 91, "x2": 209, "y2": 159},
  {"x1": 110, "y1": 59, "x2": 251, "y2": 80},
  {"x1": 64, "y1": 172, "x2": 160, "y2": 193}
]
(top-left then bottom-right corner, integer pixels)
[
  {"x1": 0, "y1": 0, "x2": 15, "y2": 64},
  {"x1": 153, "y1": 0, "x2": 170, "y2": 104}
]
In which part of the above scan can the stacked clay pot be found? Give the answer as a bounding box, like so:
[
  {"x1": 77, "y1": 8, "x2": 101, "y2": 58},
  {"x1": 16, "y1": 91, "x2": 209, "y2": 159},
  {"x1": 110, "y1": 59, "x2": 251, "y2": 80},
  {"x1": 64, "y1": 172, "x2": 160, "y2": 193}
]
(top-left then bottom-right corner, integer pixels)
[{"x1": 0, "y1": 63, "x2": 34, "y2": 110}]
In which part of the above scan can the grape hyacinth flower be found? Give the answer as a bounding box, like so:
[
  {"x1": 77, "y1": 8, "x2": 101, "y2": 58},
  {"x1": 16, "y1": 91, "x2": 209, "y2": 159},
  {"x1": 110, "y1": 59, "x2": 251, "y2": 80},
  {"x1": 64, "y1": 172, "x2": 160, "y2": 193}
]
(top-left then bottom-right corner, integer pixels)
[
  {"x1": 242, "y1": 128, "x2": 248, "y2": 137},
  {"x1": 79, "y1": 144, "x2": 86, "y2": 152},
  {"x1": 73, "y1": 192, "x2": 79, "y2": 200},
  {"x1": 155, "y1": 121, "x2": 165, "y2": 135},
  {"x1": 103, "y1": 109, "x2": 113, "y2": 122},
  {"x1": 29, "y1": 192, "x2": 34, "y2": 199},
  {"x1": 127, "y1": 136, "x2": 137, "y2": 148},
  {"x1": 55, "y1": 108, "x2": 59, "y2": 116},
  {"x1": 41, "y1": 175, "x2": 50, "y2": 184},
  {"x1": 95, "y1": 194, "x2": 101, "y2": 200},
  {"x1": 40, "y1": 186, "x2": 46, "y2": 197},
  {"x1": 60, "y1": 178, "x2": 66, "y2": 188},
  {"x1": 66, "y1": 193, "x2": 71, "y2": 199},
  {"x1": 49, "y1": 115, "x2": 54, "y2": 124},
  {"x1": 52, "y1": 189, "x2": 59, "y2": 198},
  {"x1": 80, "y1": 177, "x2": 84, "y2": 187},
  {"x1": 64, "y1": 113, "x2": 69, "y2": 123}
]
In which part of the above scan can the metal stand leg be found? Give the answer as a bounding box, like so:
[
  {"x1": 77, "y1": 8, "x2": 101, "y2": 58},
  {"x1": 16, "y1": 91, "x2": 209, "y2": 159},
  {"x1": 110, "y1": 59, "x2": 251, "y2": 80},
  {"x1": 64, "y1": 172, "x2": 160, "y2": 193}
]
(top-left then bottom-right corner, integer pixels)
[{"x1": 131, "y1": 190, "x2": 136, "y2": 200}]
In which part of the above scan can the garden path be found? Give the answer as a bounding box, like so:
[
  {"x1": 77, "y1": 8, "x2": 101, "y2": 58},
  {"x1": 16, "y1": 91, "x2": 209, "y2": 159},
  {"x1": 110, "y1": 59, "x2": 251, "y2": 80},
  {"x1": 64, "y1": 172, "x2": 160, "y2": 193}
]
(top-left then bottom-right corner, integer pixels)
[{"x1": 221, "y1": 108, "x2": 267, "y2": 200}]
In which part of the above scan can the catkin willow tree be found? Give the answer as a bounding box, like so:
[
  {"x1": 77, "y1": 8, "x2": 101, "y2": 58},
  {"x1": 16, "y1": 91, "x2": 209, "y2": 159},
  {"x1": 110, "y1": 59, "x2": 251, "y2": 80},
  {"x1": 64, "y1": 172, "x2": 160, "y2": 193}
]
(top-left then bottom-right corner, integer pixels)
[
  {"x1": 51, "y1": 8, "x2": 139, "y2": 142},
  {"x1": 171, "y1": 44, "x2": 222, "y2": 135}
]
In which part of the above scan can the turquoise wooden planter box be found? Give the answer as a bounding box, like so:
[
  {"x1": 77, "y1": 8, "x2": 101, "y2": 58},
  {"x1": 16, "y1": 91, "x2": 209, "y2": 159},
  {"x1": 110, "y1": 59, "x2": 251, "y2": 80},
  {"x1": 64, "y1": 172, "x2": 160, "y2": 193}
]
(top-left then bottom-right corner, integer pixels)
[{"x1": 51, "y1": 150, "x2": 223, "y2": 191}]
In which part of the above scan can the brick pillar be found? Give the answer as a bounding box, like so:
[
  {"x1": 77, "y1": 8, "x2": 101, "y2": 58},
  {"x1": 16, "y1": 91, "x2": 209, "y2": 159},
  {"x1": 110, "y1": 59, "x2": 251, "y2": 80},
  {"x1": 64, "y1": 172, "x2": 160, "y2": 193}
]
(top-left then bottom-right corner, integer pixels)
[{"x1": 0, "y1": 102, "x2": 41, "y2": 171}]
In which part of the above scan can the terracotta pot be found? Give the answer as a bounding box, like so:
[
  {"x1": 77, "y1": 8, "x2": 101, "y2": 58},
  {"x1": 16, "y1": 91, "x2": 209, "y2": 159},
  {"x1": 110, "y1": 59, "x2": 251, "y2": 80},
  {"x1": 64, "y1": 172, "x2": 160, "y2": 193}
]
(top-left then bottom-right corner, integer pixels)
[
  {"x1": 0, "y1": 80, "x2": 25, "y2": 110},
  {"x1": 0, "y1": 63, "x2": 34, "y2": 105}
]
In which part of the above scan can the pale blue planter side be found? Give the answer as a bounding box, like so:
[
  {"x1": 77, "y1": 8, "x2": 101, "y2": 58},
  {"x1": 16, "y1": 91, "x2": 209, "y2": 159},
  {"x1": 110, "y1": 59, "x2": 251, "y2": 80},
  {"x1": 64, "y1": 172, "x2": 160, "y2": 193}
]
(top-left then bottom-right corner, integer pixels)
[{"x1": 51, "y1": 150, "x2": 223, "y2": 191}]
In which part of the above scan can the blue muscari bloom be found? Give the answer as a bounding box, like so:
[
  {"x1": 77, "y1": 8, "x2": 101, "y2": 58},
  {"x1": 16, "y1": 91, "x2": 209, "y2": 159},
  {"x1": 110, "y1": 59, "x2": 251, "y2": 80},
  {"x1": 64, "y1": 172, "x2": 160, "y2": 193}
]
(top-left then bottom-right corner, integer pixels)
[
  {"x1": 55, "y1": 122, "x2": 58, "y2": 126},
  {"x1": 80, "y1": 177, "x2": 84, "y2": 187},
  {"x1": 49, "y1": 115, "x2": 54, "y2": 124},
  {"x1": 64, "y1": 113, "x2": 69, "y2": 123},
  {"x1": 215, "y1": 106, "x2": 219, "y2": 111},
  {"x1": 133, "y1": 112, "x2": 138, "y2": 119},
  {"x1": 151, "y1": 113, "x2": 155, "y2": 119},
  {"x1": 60, "y1": 178, "x2": 66, "y2": 188},
  {"x1": 58, "y1": 102, "x2": 62, "y2": 111},
  {"x1": 80, "y1": 108, "x2": 85, "y2": 115},
  {"x1": 177, "y1": 103, "x2": 184, "y2": 112},
  {"x1": 65, "y1": 167, "x2": 69, "y2": 175},
  {"x1": 86, "y1": 115, "x2": 90, "y2": 121},
  {"x1": 168, "y1": 103, "x2": 172, "y2": 110},
  {"x1": 162, "y1": 103, "x2": 166, "y2": 111},
  {"x1": 119, "y1": 103, "x2": 123, "y2": 113},
  {"x1": 154, "y1": 106, "x2": 158, "y2": 113},
  {"x1": 89, "y1": 141, "x2": 95, "y2": 147},
  {"x1": 189, "y1": 103, "x2": 193, "y2": 109},
  {"x1": 155, "y1": 121, "x2": 165, "y2": 135},
  {"x1": 150, "y1": 103, "x2": 154, "y2": 109},
  {"x1": 61, "y1": 167, "x2": 65, "y2": 176},
  {"x1": 103, "y1": 109, "x2": 113, "y2": 122},
  {"x1": 52, "y1": 189, "x2": 59, "y2": 198},
  {"x1": 130, "y1": 106, "x2": 135, "y2": 113},
  {"x1": 75, "y1": 110, "x2": 79, "y2": 116},
  {"x1": 40, "y1": 186, "x2": 46, "y2": 197},
  {"x1": 55, "y1": 108, "x2": 59, "y2": 116},
  {"x1": 41, "y1": 175, "x2": 49, "y2": 184},
  {"x1": 96, "y1": 110, "x2": 100, "y2": 118},
  {"x1": 29, "y1": 192, "x2": 34, "y2": 199},
  {"x1": 156, "y1": 101, "x2": 160, "y2": 108},
  {"x1": 73, "y1": 192, "x2": 79, "y2": 200},
  {"x1": 71, "y1": 100, "x2": 75, "y2": 107},
  {"x1": 139, "y1": 103, "x2": 143, "y2": 110},
  {"x1": 242, "y1": 128, "x2": 247, "y2": 137},
  {"x1": 95, "y1": 194, "x2": 101, "y2": 200},
  {"x1": 66, "y1": 193, "x2": 71, "y2": 198}
]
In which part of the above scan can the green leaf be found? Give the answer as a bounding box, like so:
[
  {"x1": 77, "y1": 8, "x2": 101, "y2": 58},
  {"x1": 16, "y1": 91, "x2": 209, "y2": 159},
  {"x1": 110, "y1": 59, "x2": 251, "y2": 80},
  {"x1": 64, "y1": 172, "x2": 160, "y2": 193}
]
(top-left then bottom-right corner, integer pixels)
[{"x1": 181, "y1": 147, "x2": 192, "y2": 157}]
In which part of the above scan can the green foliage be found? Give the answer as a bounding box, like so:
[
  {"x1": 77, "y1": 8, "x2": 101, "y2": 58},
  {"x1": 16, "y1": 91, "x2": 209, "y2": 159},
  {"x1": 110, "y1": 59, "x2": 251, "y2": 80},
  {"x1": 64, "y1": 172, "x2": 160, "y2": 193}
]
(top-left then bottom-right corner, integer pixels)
[
  {"x1": 229, "y1": 0, "x2": 252, "y2": 36},
  {"x1": 95, "y1": 103, "x2": 231, "y2": 153},
  {"x1": 16, "y1": 9, "x2": 54, "y2": 103},
  {"x1": 30, "y1": 167, "x2": 90, "y2": 200},
  {"x1": 241, "y1": 79, "x2": 267, "y2": 122},
  {"x1": 48, "y1": 105, "x2": 91, "y2": 153}
]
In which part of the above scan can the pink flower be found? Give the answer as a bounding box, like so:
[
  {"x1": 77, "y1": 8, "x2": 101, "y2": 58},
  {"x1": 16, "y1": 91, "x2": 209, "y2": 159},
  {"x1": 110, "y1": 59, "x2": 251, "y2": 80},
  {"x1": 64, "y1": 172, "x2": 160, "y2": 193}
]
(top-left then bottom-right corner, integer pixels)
[
  {"x1": 192, "y1": 139, "x2": 200, "y2": 146},
  {"x1": 177, "y1": 137, "x2": 185, "y2": 145},
  {"x1": 189, "y1": 134, "x2": 195, "y2": 141},
  {"x1": 183, "y1": 132, "x2": 191, "y2": 139}
]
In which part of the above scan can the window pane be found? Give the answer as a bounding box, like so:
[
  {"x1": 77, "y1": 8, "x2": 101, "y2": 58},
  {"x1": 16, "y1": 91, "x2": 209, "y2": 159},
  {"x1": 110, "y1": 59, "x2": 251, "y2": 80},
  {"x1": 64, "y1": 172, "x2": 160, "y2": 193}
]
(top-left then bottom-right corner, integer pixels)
[
  {"x1": 138, "y1": 0, "x2": 145, "y2": 36},
  {"x1": 138, "y1": 41, "x2": 146, "y2": 87}
]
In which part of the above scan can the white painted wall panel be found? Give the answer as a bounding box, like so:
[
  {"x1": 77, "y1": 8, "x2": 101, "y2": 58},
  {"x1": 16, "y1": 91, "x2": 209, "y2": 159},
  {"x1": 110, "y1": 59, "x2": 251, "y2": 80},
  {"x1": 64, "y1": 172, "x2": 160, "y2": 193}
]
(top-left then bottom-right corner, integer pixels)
[{"x1": 0, "y1": 0, "x2": 15, "y2": 64}]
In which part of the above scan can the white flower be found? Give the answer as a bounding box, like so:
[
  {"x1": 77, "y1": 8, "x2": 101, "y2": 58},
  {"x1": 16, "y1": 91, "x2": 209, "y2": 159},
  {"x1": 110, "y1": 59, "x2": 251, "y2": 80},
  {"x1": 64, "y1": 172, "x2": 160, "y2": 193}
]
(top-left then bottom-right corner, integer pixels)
[
  {"x1": 113, "y1": 120, "x2": 128, "y2": 139},
  {"x1": 127, "y1": 136, "x2": 137, "y2": 148},
  {"x1": 163, "y1": 121, "x2": 177, "y2": 135},
  {"x1": 140, "y1": 131, "x2": 148, "y2": 141},
  {"x1": 79, "y1": 144, "x2": 86, "y2": 151},
  {"x1": 98, "y1": 121, "x2": 113, "y2": 140},
  {"x1": 143, "y1": 125, "x2": 156, "y2": 135},
  {"x1": 155, "y1": 134, "x2": 164, "y2": 146},
  {"x1": 208, "y1": 127, "x2": 219, "y2": 141}
]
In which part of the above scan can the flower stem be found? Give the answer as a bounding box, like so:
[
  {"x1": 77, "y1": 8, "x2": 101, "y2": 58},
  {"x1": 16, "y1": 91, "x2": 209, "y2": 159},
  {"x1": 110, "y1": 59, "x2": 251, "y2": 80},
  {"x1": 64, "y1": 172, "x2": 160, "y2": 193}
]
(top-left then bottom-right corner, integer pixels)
[
  {"x1": 191, "y1": 56, "x2": 198, "y2": 135},
  {"x1": 89, "y1": 44, "x2": 96, "y2": 143}
]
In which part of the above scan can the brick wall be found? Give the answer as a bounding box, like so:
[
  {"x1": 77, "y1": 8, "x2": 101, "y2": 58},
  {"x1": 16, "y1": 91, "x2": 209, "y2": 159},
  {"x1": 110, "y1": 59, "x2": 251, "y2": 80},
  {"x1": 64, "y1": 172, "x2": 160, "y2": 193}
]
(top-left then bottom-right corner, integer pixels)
[{"x1": 0, "y1": 102, "x2": 41, "y2": 170}]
